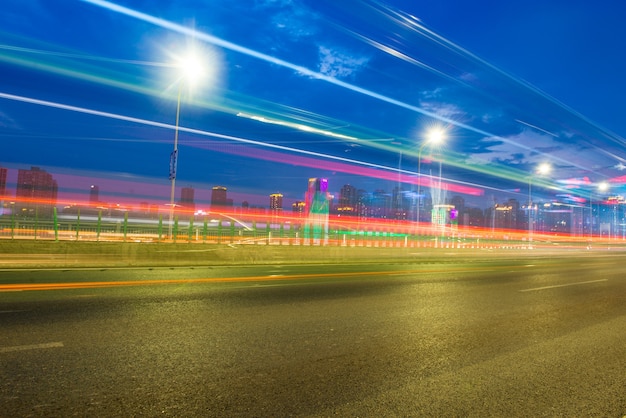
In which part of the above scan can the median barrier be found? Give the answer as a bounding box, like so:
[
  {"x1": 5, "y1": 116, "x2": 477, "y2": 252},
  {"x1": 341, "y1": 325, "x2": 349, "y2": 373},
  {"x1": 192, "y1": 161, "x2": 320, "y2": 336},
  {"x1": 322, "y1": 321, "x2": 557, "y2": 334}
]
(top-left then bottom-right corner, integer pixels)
[
  {"x1": 1, "y1": 238, "x2": 622, "y2": 269},
  {"x1": 0, "y1": 239, "x2": 492, "y2": 268}
]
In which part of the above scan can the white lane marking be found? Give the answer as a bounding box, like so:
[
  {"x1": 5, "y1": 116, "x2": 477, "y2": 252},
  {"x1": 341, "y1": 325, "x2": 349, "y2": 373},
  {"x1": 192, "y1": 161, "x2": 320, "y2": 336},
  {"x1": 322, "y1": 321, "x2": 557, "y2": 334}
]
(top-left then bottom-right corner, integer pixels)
[
  {"x1": 0, "y1": 342, "x2": 64, "y2": 353},
  {"x1": 520, "y1": 279, "x2": 608, "y2": 292}
]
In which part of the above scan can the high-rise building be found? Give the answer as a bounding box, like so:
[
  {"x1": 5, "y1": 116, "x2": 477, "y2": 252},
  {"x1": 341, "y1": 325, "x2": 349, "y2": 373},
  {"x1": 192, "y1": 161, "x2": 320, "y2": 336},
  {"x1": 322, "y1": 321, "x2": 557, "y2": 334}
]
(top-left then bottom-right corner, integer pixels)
[
  {"x1": 0, "y1": 167, "x2": 7, "y2": 199},
  {"x1": 391, "y1": 186, "x2": 410, "y2": 220},
  {"x1": 178, "y1": 186, "x2": 195, "y2": 213},
  {"x1": 304, "y1": 178, "x2": 330, "y2": 243},
  {"x1": 15, "y1": 166, "x2": 58, "y2": 218},
  {"x1": 0, "y1": 167, "x2": 7, "y2": 216},
  {"x1": 356, "y1": 189, "x2": 369, "y2": 219},
  {"x1": 211, "y1": 186, "x2": 228, "y2": 209},
  {"x1": 337, "y1": 184, "x2": 357, "y2": 215},
  {"x1": 269, "y1": 193, "x2": 283, "y2": 213},
  {"x1": 450, "y1": 195, "x2": 465, "y2": 214},
  {"x1": 371, "y1": 189, "x2": 391, "y2": 219},
  {"x1": 292, "y1": 201, "x2": 306, "y2": 216},
  {"x1": 89, "y1": 184, "x2": 99, "y2": 204}
]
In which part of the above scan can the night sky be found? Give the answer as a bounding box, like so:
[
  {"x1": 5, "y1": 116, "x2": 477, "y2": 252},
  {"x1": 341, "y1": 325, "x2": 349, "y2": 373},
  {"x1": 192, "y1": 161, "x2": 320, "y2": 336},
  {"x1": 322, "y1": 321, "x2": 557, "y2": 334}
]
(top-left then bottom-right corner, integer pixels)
[{"x1": 2, "y1": 0, "x2": 626, "y2": 210}]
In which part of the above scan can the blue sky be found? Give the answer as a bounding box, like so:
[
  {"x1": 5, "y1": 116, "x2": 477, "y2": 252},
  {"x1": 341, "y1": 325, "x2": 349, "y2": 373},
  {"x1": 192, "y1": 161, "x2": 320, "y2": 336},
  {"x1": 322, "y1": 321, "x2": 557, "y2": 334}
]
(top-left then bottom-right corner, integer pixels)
[{"x1": 2, "y1": 0, "x2": 626, "y2": 209}]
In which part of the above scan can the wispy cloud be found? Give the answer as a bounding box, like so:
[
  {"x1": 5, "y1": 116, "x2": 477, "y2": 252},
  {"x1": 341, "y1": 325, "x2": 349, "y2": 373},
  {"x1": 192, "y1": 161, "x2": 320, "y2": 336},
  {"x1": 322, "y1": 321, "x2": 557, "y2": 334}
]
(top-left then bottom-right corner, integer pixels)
[
  {"x1": 255, "y1": 0, "x2": 318, "y2": 41},
  {"x1": 419, "y1": 101, "x2": 468, "y2": 122},
  {"x1": 468, "y1": 130, "x2": 567, "y2": 168},
  {"x1": 0, "y1": 110, "x2": 19, "y2": 129},
  {"x1": 317, "y1": 46, "x2": 369, "y2": 78}
]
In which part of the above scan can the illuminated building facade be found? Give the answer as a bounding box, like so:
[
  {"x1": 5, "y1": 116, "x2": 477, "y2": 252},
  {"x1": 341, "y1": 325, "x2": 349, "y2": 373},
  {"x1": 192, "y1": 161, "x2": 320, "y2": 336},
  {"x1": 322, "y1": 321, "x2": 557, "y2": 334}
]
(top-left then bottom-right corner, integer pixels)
[
  {"x1": 304, "y1": 178, "x2": 330, "y2": 243},
  {"x1": 391, "y1": 186, "x2": 411, "y2": 220},
  {"x1": 15, "y1": 166, "x2": 58, "y2": 218},
  {"x1": 491, "y1": 199, "x2": 519, "y2": 229},
  {"x1": 211, "y1": 186, "x2": 232, "y2": 209},
  {"x1": 292, "y1": 201, "x2": 306, "y2": 216},
  {"x1": 431, "y1": 204, "x2": 458, "y2": 227},
  {"x1": 269, "y1": 193, "x2": 283, "y2": 214},
  {"x1": 337, "y1": 184, "x2": 357, "y2": 215}
]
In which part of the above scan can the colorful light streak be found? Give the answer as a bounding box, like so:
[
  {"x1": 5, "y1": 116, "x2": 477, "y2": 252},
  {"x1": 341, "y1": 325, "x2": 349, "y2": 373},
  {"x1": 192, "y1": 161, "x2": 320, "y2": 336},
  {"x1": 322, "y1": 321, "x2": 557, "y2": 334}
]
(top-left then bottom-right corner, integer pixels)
[
  {"x1": 0, "y1": 29, "x2": 600, "y2": 197},
  {"x1": 0, "y1": 92, "x2": 485, "y2": 198},
  {"x1": 78, "y1": 0, "x2": 592, "y2": 177}
]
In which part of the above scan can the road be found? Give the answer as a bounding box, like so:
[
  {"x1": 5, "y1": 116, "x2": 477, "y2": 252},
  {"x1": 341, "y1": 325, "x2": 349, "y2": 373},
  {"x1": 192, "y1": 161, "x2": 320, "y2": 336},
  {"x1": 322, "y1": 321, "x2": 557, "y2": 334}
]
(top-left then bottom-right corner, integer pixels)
[{"x1": 1, "y1": 253, "x2": 625, "y2": 417}]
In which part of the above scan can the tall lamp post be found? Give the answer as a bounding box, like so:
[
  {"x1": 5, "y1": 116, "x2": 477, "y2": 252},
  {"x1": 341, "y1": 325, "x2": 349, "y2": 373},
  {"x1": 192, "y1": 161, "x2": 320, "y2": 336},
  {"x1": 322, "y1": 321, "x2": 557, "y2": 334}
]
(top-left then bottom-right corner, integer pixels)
[
  {"x1": 168, "y1": 52, "x2": 204, "y2": 239},
  {"x1": 528, "y1": 162, "x2": 551, "y2": 247},
  {"x1": 416, "y1": 127, "x2": 445, "y2": 226}
]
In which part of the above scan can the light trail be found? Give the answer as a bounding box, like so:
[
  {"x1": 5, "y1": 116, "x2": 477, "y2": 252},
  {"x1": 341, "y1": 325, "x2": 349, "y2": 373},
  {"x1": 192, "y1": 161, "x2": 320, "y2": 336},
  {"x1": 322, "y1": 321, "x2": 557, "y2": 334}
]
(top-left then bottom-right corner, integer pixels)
[
  {"x1": 0, "y1": 44, "x2": 171, "y2": 67},
  {"x1": 0, "y1": 92, "x2": 484, "y2": 196},
  {"x1": 515, "y1": 119, "x2": 559, "y2": 138},
  {"x1": 370, "y1": 0, "x2": 626, "y2": 152},
  {"x1": 0, "y1": 8, "x2": 594, "y2": 193},
  {"x1": 78, "y1": 0, "x2": 586, "y2": 174}
]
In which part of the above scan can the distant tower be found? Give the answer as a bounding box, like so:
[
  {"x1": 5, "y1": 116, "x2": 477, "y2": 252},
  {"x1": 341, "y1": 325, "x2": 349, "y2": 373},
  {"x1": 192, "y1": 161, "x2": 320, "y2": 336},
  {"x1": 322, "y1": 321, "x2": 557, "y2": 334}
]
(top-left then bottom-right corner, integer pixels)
[
  {"x1": 89, "y1": 184, "x2": 99, "y2": 204},
  {"x1": 270, "y1": 193, "x2": 283, "y2": 214},
  {"x1": 338, "y1": 184, "x2": 357, "y2": 215},
  {"x1": 304, "y1": 178, "x2": 330, "y2": 244},
  {"x1": 178, "y1": 186, "x2": 195, "y2": 213},
  {"x1": 211, "y1": 186, "x2": 228, "y2": 209},
  {"x1": 292, "y1": 201, "x2": 306, "y2": 216},
  {"x1": 15, "y1": 166, "x2": 58, "y2": 218},
  {"x1": 0, "y1": 167, "x2": 7, "y2": 197},
  {"x1": 0, "y1": 167, "x2": 7, "y2": 216}
]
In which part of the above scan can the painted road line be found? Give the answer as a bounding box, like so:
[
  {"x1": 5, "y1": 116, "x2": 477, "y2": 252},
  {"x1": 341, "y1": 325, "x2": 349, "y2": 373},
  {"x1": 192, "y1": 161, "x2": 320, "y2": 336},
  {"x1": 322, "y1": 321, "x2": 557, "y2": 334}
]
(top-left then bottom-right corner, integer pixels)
[
  {"x1": 520, "y1": 279, "x2": 608, "y2": 292},
  {"x1": 0, "y1": 342, "x2": 64, "y2": 353},
  {"x1": 0, "y1": 265, "x2": 509, "y2": 292}
]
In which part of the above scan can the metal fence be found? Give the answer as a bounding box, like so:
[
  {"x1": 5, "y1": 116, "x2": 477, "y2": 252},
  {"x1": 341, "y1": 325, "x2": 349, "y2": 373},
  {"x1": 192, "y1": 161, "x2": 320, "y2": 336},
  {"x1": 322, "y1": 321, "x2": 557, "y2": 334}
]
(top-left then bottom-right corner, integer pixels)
[{"x1": 0, "y1": 209, "x2": 612, "y2": 250}]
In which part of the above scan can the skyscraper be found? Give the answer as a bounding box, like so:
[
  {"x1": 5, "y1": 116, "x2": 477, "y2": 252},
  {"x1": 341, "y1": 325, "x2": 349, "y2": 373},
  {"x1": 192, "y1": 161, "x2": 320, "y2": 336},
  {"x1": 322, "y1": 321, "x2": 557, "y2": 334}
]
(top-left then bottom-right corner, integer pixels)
[
  {"x1": 89, "y1": 184, "x2": 99, "y2": 204},
  {"x1": 0, "y1": 167, "x2": 7, "y2": 197},
  {"x1": 178, "y1": 186, "x2": 195, "y2": 213},
  {"x1": 15, "y1": 166, "x2": 58, "y2": 218},
  {"x1": 269, "y1": 193, "x2": 283, "y2": 214},
  {"x1": 292, "y1": 201, "x2": 306, "y2": 216},
  {"x1": 304, "y1": 178, "x2": 330, "y2": 244},
  {"x1": 0, "y1": 167, "x2": 7, "y2": 216},
  {"x1": 337, "y1": 184, "x2": 357, "y2": 215},
  {"x1": 211, "y1": 186, "x2": 228, "y2": 209}
]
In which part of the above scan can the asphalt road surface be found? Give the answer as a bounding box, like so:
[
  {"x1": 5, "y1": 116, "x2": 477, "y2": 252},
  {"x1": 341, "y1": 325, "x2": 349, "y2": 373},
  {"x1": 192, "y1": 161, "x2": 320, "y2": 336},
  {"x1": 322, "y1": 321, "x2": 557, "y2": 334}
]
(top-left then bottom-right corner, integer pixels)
[{"x1": 1, "y1": 253, "x2": 625, "y2": 417}]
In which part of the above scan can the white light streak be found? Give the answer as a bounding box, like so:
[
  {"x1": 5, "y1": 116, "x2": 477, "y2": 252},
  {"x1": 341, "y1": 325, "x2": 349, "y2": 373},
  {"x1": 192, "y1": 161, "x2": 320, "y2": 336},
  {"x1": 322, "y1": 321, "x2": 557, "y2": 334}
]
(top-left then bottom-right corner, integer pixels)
[
  {"x1": 0, "y1": 92, "x2": 397, "y2": 174},
  {"x1": 236, "y1": 112, "x2": 358, "y2": 140}
]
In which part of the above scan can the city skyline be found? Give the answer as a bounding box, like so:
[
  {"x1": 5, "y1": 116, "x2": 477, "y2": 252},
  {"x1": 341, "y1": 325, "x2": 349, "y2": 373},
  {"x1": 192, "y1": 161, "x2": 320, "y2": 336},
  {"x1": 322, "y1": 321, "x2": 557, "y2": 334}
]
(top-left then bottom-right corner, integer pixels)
[
  {"x1": 0, "y1": 163, "x2": 573, "y2": 213},
  {"x1": 2, "y1": 165, "x2": 622, "y2": 236},
  {"x1": 2, "y1": 1, "x2": 626, "y2": 211}
]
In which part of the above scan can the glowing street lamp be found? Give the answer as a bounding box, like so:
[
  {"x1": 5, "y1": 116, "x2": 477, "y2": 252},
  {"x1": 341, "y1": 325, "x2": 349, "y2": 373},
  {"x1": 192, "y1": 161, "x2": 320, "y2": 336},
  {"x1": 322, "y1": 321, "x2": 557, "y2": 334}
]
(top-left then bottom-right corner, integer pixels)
[
  {"x1": 528, "y1": 162, "x2": 551, "y2": 246},
  {"x1": 168, "y1": 50, "x2": 205, "y2": 239},
  {"x1": 416, "y1": 126, "x2": 446, "y2": 226}
]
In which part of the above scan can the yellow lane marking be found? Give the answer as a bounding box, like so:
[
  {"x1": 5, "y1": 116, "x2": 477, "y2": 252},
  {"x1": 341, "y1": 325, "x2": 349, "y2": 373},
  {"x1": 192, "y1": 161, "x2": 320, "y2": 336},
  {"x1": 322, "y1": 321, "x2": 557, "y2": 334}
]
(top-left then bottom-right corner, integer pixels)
[{"x1": 0, "y1": 266, "x2": 501, "y2": 292}]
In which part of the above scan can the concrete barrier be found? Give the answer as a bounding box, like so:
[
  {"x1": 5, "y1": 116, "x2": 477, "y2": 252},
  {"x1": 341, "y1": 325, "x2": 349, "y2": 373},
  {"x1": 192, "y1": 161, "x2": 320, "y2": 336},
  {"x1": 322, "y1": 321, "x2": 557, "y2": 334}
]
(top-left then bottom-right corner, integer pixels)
[{"x1": 0, "y1": 239, "x2": 620, "y2": 269}]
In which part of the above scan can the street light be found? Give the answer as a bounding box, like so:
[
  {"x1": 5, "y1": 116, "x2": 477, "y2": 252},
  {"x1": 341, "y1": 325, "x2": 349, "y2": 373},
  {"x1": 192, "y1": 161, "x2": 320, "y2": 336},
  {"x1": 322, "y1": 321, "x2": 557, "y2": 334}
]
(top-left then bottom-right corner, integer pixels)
[
  {"x1": 168, "y1": 50, "x2": 205, "y2": 239},
  {"x1": 528, "y1": 162, "x2": 551, "y2": 247},
  {"x1": 416, "y1": 127, "x2": 446, "y2": 226}
]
